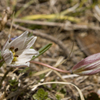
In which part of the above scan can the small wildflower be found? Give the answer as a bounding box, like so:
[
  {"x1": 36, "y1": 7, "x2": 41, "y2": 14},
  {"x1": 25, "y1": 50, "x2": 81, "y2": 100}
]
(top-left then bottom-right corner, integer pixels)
[
  {"x1": 70, "y1": 53, "x2": 100, "y2": 75},
  {"x1": 1, "y1": 31, "x2": 39, "y2": 67}
]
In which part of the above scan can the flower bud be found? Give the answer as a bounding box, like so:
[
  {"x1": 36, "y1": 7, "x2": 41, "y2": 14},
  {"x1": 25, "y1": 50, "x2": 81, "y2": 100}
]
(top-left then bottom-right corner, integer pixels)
[{"x1": 70, "y1": 53, "x2": 100, "y2": 75}]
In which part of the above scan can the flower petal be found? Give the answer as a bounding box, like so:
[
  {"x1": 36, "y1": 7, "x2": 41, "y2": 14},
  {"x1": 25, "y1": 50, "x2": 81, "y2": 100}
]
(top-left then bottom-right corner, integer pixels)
[
  {"x1": 9, "y1": 62, "x2": 30, "y2": 67},
  {"x1": 26, "y1": 36, "x2": 34, "y2": 43},
  {"x1": 9, "y1": 31, "x2": 29, "y2": 50},
  {"x1": 78, "y1": 66, "x2": 100, "y2": 75},
  {"x1": 2, "y1": 49, "x2": 13, "y2": 64},
  {"x1": 24, "y1": 49, "x2": 39, "y2": 55},
  {"x1": 2, "y1": 40, "x2": 10, "y2": 52},
  {"x1": 26, "y1": 36, "x2": 37, "y2": 49},
  {"x1": 15, "y1": 49, "x2": 39, "y2": 66},
  {"x1": 72, "y1": 53, "x2": 100, "y2": 70},
  {"x1": 85, "y1": 60, "x2": 100, "y2": 70},
  {"x1": 2, "y1": 35, "x2": 10, "y2": 52}
]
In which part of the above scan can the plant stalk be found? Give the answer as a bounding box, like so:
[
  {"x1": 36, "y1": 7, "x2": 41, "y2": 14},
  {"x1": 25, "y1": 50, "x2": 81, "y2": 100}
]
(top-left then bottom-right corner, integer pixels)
[{"x1": 30, "y1": 61, "x2": 70, "y2": 74}]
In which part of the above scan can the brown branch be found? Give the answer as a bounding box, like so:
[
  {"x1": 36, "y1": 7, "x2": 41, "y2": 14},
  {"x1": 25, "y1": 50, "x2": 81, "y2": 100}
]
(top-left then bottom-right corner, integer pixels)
[
  {"x1": 14, "y1": 19, "x2": 100, "y2": 31},
  {"x1": 6, "y1": 19, "x2": 100, "y2": 57},
  {"x1": 7, "y1": 22, "x2": 68, "y2": 56},
  {"x1": 14, "y1": 19, "x2": 63, "y2": 27},
  {"x1": 1, "y1": 18, "x2": 100, "y2": 31}
]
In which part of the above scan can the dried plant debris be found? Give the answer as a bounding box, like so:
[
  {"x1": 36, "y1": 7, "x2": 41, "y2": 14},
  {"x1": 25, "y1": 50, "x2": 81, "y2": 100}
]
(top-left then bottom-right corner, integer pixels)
[{"x1": 0, "y1": 0, "x2": 100, "y2": 100}]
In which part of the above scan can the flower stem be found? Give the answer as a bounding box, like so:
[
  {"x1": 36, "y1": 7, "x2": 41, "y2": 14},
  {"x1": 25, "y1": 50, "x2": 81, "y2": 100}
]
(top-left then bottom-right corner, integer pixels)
[
  {"x1": 30, "y1": 61, "x2": 70, "y2": 74},
  {"x1": 0, "y1": 59, "x2": 4, "y2": 67}
]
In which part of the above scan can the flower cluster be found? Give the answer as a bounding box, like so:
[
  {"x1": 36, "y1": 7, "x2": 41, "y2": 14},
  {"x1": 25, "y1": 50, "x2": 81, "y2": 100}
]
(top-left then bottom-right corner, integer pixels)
[{"x1": 1, "y1": 31, "x2": 39, "y2": 67}]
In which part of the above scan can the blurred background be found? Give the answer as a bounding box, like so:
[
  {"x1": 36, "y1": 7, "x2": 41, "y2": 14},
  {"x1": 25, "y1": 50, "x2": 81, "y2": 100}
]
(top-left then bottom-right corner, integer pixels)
[{"x1": 0, "y1": 0, "x2": 100, "y2": 100}]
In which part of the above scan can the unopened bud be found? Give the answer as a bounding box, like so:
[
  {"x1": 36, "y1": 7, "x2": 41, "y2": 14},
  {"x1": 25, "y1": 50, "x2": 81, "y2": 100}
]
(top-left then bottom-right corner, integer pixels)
[{"x1": 70, "y1": 53, "x2": 100, "y2": 75}]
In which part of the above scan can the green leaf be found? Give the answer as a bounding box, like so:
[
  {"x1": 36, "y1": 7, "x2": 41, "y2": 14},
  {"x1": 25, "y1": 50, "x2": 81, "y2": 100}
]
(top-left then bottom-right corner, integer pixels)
[
  {"x1": 9, "y1": 79, "x2": 18, "y2": 86},
  {"x1": 32, "y1": 43, "x2": 52, "y2": 60},
  {"x1": 9, "y1": 79, "x2": 18, "y2": 91},
  {"x1": 33, "y1": 88, "x2": 49, "y2": 100},
  {"x1": 56, "y1": 94, "x2": 62, "y2": 100}
]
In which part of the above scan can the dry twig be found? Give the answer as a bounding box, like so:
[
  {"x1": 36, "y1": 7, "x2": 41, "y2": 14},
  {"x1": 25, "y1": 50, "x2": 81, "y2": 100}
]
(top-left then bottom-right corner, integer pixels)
[{"x1": 14, "y1": 19, "x2": 100, "y2": 31}]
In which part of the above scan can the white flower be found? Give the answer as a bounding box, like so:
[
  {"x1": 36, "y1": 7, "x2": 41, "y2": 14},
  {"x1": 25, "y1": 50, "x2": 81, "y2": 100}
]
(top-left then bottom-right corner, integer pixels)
[{"x1": 1, "y1": 31, "x2": 39, "y2": 67}]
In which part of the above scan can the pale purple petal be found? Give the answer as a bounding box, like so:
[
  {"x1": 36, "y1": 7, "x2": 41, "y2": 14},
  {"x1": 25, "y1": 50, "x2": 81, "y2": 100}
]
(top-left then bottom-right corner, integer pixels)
[
  {"x1": 78, "y1": 67, "x2": 100, "y2": 75},
  {"x1": 88, "y1": 69, "x2": 100, "y2": 75},
  {"x1": 73, "y1": 60, "x2": 100, "y2": 73},
  {"x1": 72, "y1": 53, "x2": 100, "y2": 70},
  {"x1": 85, "y1": 60, "x2": 100, "y2": 70},
  {"x1": 87, "y1": 65, "x2": 100, "y2": 75}
]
